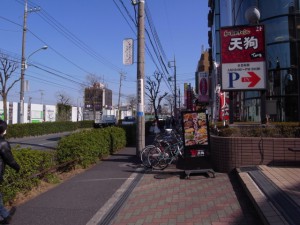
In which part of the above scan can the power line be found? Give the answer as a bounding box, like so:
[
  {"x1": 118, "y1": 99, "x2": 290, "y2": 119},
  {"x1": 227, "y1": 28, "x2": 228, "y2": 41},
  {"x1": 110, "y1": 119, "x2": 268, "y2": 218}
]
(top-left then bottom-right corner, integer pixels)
[
  {"x1": 115, "y1": 0, "x2": 174, "y2": 94},
  {"x1": 14, "y1": 0, "x2": 125, "y2": 75}
]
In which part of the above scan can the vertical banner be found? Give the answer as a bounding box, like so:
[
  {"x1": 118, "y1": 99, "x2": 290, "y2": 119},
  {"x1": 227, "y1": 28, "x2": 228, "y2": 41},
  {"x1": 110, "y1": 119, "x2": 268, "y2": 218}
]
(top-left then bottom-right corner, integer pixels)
[
  {"x1": 197, "y1": 72, "x2": 209, "y2": 103},
  {"x1": 186, "y1": 84, "x2": 193, "y2": 110},
  {"x1": 214, "y1": 84, "x2": 221, "y2": 121},
  {"x1": 123, "y1": 38, "x2": 134, "y2": 65},
  {"x1": 184, "y1": 83, "x2": 188, "y2": 109},
  {"x1": 219, "y1": 91, "x2": 230, "y2": 121}
]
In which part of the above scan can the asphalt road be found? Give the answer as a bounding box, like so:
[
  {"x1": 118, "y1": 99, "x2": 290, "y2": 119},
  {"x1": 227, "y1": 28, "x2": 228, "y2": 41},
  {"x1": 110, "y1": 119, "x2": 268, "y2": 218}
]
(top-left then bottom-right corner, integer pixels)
[{"x1": 8, "y1": 132, "x2": 72, "y2": 150}]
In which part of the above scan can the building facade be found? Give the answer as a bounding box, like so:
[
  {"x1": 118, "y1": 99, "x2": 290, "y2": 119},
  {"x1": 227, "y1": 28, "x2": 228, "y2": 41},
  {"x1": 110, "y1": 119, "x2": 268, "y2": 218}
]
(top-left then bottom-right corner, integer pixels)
[
  {"x1": 84, "y1": 82, "x2": 112, "y2": 112},
  {"x1": 208, "y1": 0, "x2": 300, "y2": 122}
]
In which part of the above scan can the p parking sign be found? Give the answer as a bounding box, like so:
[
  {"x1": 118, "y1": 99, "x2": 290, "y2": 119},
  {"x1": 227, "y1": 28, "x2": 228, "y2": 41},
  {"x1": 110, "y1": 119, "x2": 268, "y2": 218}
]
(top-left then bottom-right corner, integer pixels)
[{"x1": 220, "y1": 25, "x2": 266, "y2": 91}]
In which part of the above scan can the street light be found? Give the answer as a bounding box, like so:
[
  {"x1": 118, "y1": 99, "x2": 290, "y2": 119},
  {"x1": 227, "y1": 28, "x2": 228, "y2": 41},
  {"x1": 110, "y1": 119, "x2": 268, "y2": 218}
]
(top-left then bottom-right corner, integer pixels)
[
  {"x1": 26, "y1": 45, "x2": 48, "y2": 68},
  {"x1": 19, "y1": 45, "x2": 48, "y2": 123}
]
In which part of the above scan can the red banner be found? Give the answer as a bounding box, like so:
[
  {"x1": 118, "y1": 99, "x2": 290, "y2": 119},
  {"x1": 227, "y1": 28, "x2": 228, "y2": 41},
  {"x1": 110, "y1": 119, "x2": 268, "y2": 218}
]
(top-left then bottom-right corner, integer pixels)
[{"x1": 219, "y1": 91, "x2": 229, "y2": 121}]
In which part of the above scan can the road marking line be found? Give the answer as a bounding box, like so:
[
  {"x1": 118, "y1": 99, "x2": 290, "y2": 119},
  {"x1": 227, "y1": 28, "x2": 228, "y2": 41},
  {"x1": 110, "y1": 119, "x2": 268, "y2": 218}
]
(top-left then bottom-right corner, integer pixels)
[{"x1": 86, "y1": 168, "x2": 142, "y2": 225}]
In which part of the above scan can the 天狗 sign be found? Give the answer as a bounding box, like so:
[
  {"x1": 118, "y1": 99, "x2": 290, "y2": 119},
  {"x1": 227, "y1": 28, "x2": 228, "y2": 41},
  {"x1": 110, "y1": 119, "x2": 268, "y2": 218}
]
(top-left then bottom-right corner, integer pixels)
[{"x1": 220, "y1": 25, "x2": 266, "y2": 91}]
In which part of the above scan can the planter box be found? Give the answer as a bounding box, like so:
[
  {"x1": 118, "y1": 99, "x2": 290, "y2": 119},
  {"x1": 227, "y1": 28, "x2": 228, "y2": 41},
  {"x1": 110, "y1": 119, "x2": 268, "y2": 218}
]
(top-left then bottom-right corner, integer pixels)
[{"x1": 210, "y1": 135, "x2": 300, "y2": 172}]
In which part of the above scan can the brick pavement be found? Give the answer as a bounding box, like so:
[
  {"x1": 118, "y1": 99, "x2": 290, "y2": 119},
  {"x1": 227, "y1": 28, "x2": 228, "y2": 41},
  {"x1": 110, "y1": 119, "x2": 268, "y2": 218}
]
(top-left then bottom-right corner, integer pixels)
[{"x1": 110, "y1": 169, "x2": 262, "y2": 225}]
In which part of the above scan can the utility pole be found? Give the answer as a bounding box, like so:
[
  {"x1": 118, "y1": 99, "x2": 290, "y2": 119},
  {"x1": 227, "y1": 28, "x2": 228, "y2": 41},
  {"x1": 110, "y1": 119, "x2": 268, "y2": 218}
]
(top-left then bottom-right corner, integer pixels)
[
  {"x1": 19, "y1": 0, "x2": 40, "y2": 123},
  {"x1": 118, "y1": 71, "x2": 126, "y2": 120},
  {"x1": 168, "y1": 56, "x2": 177, "y2": 119},
  {"x1": 178, "y1": 88, "x2": 181, "y2": 110},
  {"x1": 174, "y1": 57, "x2": 177, "y2": 120},
  {"x1": 19, "y1": 0, "x2": 28, "y2": 124},
  {"x1": 136, "y1": 0, "x2": 145, "y2": 155}
]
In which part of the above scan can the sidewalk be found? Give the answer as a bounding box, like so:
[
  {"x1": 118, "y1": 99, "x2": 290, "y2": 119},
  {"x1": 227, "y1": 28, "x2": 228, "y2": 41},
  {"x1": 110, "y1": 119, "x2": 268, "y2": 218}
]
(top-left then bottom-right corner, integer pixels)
[
  {"x1": 109, "y1": 166, "x2": 262, "y2": 225},
  {"x1": 237, "y1": 165, "x2": 300, "y2": 225},
  {"x1": 8, "y1": 144, "x2": 300, "y2": 225}
]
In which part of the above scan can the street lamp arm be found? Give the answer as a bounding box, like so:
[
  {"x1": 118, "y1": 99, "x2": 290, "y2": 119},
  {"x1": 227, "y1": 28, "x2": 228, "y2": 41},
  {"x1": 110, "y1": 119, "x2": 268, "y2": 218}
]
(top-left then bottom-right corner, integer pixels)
[
  {"x1": 27, "y1": 45, "x2": 48, "y2": 61},
  {"x1": 19, "y1": 45, "x2": 48, "y2": 123}
]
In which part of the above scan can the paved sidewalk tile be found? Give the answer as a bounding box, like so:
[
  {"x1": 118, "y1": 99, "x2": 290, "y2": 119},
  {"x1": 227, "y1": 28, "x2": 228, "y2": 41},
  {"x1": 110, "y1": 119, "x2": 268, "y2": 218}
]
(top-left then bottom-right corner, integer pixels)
[
  {"x1": 110, "y1": 171, "x2": 262, "y2": 225},
  {"x1": 238, "y1": 165, "x2": 300, "y2": 225},
  {"x1": 259, "y1": 165, "x2": 300, "y2": 207}
]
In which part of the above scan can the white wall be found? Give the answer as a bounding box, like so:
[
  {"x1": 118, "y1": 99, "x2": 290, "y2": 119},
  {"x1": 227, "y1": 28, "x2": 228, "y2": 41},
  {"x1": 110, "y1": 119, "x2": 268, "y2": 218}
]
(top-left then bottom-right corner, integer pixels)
[
  {"x1": 0, "y1": 100, "x2": 101, "y2": 124},
  {"x1": 45, "y1": 105, "x2": 56, "y2": 122},
  {"x1": 12, "y1": 102, "x2": 18, "y2": 124},
  {"x1": 30, "y1": 104, "x2": 43, "y2": 123},
  {"x1": 71, "y1": 107, "x2": 78, "y2": 122}
]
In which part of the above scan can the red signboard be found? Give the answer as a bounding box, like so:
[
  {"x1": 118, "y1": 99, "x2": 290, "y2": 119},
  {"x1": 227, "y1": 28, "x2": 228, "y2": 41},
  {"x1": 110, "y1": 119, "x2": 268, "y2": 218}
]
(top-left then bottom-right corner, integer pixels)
[
  {"x1": 197, "y1": 72, "x2": 209, "y2": 103},
  {"x1": 220, "y1": 25, "x2": 266, "y2": 90}
]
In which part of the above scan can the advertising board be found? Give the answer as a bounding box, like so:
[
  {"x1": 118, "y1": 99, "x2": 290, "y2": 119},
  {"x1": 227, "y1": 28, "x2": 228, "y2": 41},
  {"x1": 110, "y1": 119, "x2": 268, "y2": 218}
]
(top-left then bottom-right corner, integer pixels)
[
  {"x1": 220, "y1": 25, "x2": 266, "y2": 91},
  {"x1": 181, "y1": 110, "x2": 210, "y2": 158}
]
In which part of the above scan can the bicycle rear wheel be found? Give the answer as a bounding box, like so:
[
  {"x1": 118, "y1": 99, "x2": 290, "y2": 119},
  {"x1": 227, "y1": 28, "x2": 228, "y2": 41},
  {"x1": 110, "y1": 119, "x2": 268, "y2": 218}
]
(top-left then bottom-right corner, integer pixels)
[
  {"x1": 140, "y1": 145, "x2": 156, "y2": 168},
  {"x1": 157, "y1": 148, "x2": 173, "y2": 170},
  {"x1": 147, "y1": 147, "x2": 165, "y2": 170},
  {"x1": 148, "y1": 147, "x2": 173, "y2": 170}
]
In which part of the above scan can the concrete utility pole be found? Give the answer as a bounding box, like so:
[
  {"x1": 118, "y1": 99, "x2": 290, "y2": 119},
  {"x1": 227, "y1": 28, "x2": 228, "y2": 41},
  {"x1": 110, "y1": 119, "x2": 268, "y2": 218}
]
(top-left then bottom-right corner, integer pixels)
[
  {"x1": 118, "y1": 71, "x2": 126, "y2": 120},
  {"x1": 168, "y1": 56, "x2": 177, "y2": 119},
  {"x1": 19, "y1": 0, "x2": 41, "y2": 123},
  {"x1": 19, "y1": 0, "x2": 28, "y2": 124},
  {"x1": 136, "y1": 0, "x2": 145, "y2": 155}
]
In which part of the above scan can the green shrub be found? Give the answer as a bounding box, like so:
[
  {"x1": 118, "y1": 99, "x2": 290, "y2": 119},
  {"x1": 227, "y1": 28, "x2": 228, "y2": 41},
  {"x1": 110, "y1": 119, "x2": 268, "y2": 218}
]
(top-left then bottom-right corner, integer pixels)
[
  {"x1": 56, "y1": 126, "x2": 126, "y2": 168},
  {"x1": 6, "y1": 121, "x2": 93, "y2": 139},
  {"x1": 107, "y1": 127, "x2": 127, "y2": 153},
  {"x1": 0, "y1": 148, "x2": 56, "y2": 203},
  {"x1": 56, "y1": 130, "x2": 107, "y2": 168},
  {"x1": 211, "y1": 122, "x2": 300, "y2": 138},
  {"x1": 1, "y1": 125, "x2": 126, "y2": 204}
]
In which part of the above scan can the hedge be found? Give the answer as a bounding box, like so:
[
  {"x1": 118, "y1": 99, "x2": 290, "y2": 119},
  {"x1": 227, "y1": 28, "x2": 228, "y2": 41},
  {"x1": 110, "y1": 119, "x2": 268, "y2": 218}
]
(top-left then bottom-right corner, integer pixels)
[
  {"x1": 1, "y1": 126, "x2": 127, "y2": 204},
  {"x1": 0, "y1": 148, "x2": 56, "y2": 204},
  {"x1": 211, "y1": 122, "x2": 300, "y2": 138},
  {"x1": 6, "y1": 120, "x2": 93, "y2": 139},
  {"x1": 56, "y1": 126, "x2": 126, "y2": 168}
]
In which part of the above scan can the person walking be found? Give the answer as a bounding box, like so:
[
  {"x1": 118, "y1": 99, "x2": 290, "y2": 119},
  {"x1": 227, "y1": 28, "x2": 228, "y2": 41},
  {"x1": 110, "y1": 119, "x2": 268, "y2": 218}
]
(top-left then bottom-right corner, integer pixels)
[{"x1": 0, "y1": 120, "x2": 20, "y2": 224}]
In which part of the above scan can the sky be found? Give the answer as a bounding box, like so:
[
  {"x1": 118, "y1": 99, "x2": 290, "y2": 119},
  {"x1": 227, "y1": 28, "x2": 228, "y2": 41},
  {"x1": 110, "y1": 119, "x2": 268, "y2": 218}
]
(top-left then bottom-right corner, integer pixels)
[{"x1": 0, "y1": 0, "x2": 209, "y2": 107}]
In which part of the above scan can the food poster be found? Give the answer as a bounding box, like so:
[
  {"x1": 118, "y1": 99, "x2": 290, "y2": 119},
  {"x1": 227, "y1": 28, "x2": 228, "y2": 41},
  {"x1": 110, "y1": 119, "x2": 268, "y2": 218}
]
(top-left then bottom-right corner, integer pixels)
[{"x1": 182, "y1": 111, "x2": 210, "y2": 157}]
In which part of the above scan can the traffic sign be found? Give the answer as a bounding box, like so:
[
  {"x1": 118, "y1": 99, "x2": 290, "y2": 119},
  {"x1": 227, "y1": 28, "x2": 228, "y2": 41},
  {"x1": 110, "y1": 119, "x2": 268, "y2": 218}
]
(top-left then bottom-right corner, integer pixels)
[{"x1": 222, "y1": 62, "x2": 266, "y2": 90}]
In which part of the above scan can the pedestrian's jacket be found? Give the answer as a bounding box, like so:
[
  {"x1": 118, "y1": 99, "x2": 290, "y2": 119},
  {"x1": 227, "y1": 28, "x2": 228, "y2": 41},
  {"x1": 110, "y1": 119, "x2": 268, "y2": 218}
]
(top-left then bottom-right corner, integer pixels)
[{"x1": 0, "y1": 136, "x2": 20, "y2": 183}]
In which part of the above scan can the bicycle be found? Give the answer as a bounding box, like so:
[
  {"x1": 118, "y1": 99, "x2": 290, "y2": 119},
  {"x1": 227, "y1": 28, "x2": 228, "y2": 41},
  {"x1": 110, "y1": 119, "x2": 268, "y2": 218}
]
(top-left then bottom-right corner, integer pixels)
[
  {"x1": 140, "y1": 128, "x2": 181, "y2": 168},
  {"x1": 147, "y1": 138, "x2": 184, "y2": 170}
]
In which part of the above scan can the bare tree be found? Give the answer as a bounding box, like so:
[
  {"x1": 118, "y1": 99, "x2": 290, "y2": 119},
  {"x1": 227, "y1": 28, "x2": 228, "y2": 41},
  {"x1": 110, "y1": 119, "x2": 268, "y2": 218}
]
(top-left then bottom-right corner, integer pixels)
[
  {"x1": 145, "y1": 71, "x2": 168, "y2": 121},
  {"x1": 56, "y1": 91, "x2": 72, "y2": 121},
  {"x1": 0, "y1": 53, "x2": 20, "y2": 122},
  {"x1": 56, "y1": 91, "x2": 71, "y2": 105}
]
